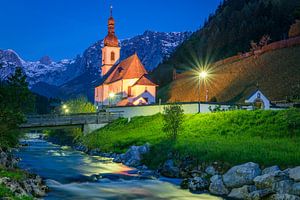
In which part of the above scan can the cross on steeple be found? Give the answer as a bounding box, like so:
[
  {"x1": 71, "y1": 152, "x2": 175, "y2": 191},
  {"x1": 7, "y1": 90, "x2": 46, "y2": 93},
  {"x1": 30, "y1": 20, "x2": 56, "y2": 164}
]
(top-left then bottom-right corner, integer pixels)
[{"x1": 110, "y1": 5, "x2": 113, "y2": 17}]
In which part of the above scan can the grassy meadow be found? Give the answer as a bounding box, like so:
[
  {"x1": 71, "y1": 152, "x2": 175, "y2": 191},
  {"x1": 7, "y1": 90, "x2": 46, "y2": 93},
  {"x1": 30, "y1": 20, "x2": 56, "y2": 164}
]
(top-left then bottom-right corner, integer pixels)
[{"x1": 83, "y1": 109, "x2": 300, "y2": 168}]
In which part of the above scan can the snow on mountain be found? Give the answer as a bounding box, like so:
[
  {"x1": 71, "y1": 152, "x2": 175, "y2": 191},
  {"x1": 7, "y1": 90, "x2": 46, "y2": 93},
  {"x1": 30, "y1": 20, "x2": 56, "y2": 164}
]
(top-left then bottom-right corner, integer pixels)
[
  {"x1": 0, "y1": 49, "x2": 82, "y2": 86},
  {"x1": 1, "y1": 30, "x2": 191, "y2": 99}
]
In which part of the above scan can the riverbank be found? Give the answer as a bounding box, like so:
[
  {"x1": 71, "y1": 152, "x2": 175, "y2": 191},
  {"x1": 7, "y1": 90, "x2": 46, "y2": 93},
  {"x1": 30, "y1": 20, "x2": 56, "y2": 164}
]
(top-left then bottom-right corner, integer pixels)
[
  {"x1": 83, "y1": 109, "x2": 300, "y2": 167},
  {"x1": 0, "y1": 147, "x2": 48, "y2": 199},
  {"x1": 45, "y1": 109, "x2": 300, "y2": 199}
]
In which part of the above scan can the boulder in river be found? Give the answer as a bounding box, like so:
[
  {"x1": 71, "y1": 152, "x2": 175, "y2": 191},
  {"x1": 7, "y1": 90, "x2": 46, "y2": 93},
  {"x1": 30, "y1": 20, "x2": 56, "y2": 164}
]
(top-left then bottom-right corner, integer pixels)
[
  {"x1": 228, "y1": 185, "x2": 256, "y2": 199},
  {"x1": 223, "y1": 162, "x2": 261, "y2": 188},
  {"x1": 289, "y1": 167, "x2": 300, "y2": 182},
  {"x1": 292, "y1": 182, "x2": 300, "y2": 196},
  {"x1": 263, "y1": 166, "x2": 281, "y2": 175},
  {"x1": 188, "y1": 176, "x2": 209, "y2": 192},
  {"x1": 205, "y1": 166, "x2": 217, "y2": 176},
  {"x1": 113, "y1": 144, "x2": 150, "y2": 167},
  {"x1": 254, "y1": 170, "x2": 289, "y2": 189},
  {"x1": 161, "y1": 159, "x2": 180, "y2": 178},
  {"x1": 272, "y1": 180, "x2": 294, "y2": 194},
  {"x1": 209, "y1": 175, "x2": 229, "y2": 195},
  {"x1": 267, "y1": 193, "x2": 300, "y2": 200},
  {"x1": 248, "y1": 188, "x2": 274, "y2": 199}
]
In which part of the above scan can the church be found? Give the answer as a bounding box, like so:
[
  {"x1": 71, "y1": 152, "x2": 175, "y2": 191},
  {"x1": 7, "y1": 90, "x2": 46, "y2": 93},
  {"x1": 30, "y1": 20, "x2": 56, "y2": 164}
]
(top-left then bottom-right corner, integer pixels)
[{"x1": 94, "y1": 9, "x2": 158, "y2": 108}]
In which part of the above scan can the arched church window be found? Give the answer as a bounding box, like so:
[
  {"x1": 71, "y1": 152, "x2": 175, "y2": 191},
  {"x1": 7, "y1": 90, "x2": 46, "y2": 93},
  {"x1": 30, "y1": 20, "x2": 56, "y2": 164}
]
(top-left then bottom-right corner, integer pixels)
[{"x1": 111, "y1": 51, "x2": 115, "y2": 62}]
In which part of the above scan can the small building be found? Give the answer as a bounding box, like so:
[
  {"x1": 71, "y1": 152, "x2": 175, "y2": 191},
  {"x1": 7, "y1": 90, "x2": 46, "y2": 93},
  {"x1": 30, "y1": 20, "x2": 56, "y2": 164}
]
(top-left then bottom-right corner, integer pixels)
[
  {"x1": 245, "y1": 89, "x2": 270, "y2": 110},
  {"x1": 94, "y1": 8, "x2": 158, "y2": 108}
]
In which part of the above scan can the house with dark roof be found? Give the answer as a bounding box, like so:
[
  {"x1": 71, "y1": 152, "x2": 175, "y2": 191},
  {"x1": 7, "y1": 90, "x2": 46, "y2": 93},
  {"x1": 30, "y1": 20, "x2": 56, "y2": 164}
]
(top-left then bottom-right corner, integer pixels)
[{"x1": 94, "y1": 8, "x2": 158, "y2": 107}]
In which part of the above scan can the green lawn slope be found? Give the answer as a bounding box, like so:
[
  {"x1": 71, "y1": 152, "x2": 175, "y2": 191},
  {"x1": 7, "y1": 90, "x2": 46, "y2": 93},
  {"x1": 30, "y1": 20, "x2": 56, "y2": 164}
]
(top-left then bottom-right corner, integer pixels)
[{"x1": 83, "y1": 109, "x2": 300, "y2": 169}]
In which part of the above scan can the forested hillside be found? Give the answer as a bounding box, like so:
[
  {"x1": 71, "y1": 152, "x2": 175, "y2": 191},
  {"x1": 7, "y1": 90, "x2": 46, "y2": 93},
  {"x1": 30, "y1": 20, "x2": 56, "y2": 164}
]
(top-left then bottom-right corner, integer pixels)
[{"x1": 152, "y1": 0, "x2": 300, "y2": 87}]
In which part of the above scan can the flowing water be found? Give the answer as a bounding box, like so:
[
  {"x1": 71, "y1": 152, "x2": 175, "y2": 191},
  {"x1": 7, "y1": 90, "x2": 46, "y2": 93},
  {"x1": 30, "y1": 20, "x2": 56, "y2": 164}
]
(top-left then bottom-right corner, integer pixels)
[{"x1": 14, "y1": 134, "x2": 222, "y2": 200}]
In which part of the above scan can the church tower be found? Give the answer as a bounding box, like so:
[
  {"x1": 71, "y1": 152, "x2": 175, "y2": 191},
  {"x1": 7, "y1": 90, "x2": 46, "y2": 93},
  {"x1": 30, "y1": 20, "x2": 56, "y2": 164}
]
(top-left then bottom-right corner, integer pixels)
[{"x1": 101, "y1": 6, "x2": 120, "y2": 76}]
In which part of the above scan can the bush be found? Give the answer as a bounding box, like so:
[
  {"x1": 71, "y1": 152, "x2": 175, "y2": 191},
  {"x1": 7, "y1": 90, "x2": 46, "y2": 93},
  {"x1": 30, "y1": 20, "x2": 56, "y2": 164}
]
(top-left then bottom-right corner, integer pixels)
[
  {"x1": 61, "y1": 96, "x2": 96, "y2": 114},
  {"x1": 44, "y1": 128, "x2": 83, "y2": 146},
  {"x1": 162, "y1": 104, "x2": 184, "y2": 140}
]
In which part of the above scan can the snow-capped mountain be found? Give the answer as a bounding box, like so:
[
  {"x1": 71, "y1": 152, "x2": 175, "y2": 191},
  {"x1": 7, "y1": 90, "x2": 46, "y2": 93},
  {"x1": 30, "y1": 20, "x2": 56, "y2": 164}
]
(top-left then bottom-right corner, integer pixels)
[
  {"x1": 0, "y1": 30, "x2": 191, "y2": 99},
  {"x1": 0, "y1": 50, "x2": 83, "y2": 86}
]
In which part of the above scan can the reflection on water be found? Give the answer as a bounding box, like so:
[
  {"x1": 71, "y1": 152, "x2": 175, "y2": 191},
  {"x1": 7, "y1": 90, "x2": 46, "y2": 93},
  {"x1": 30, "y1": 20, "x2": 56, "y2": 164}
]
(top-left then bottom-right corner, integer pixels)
[{"x1": 15, "y1": 137, "x2": 222, "y2": 200}]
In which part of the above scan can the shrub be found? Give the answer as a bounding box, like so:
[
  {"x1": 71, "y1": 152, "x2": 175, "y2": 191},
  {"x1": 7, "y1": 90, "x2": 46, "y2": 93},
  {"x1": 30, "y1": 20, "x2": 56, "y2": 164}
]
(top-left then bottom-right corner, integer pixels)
[
  {"x1": 61, "y1": 96, "x2": 96, "y2": 114},
  {"x1": 162, "y1": 104, "x2": 184, "y2": 140}
]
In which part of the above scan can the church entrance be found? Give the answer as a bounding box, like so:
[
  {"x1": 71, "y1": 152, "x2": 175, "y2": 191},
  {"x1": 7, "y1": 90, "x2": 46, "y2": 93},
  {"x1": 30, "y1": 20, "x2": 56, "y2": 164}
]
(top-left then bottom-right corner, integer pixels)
[{"x1": 253, "y1": 98, "x2": 265, "y2": 110}]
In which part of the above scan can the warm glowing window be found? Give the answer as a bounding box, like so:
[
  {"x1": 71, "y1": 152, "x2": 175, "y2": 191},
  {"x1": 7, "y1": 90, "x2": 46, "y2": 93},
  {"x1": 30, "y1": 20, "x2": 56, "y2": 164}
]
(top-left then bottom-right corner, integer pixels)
[{"x1": 111, "y1": 51, "x2": 115, "y2": 61}]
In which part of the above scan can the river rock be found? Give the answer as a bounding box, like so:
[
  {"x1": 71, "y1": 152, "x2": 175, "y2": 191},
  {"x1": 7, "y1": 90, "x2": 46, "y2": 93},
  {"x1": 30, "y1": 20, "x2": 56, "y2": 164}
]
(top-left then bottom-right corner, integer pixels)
[
  {"x1": 263, "y1": 166, "x2": 281, "y2": 175},
  {"x1": 188, "y1": 176, "x2": 209, "y2": 192},
  {"x1": 112, "y1": 154, "x2": 122, "y2": 163},
  {"x1": 180, "y1": 178, "x2": 189, "y2": 189},
  {"x1": 272, "y1": 180, "x2": 294, "y2": 194},
  {"x1": 161, "y1": 159, "x2": 180, "y2": 178},
  {"x1": 291, "y1": 182, "x2": 300, "y2": 196},
  {"x1": 89, "y1": 149, "x2": 101, "y2": 156},
  {"x1": 289, "y1": 167, "x2": 300, "y2": 182},
  {"x1": 267, "y1": 194, "x2": 300, "y2": 200},
  {"x1": 254, "y1": 170, "x2": 288, "y2": 189},
  {"x1": 0, "y1": 149, "x2": 18, "y2": 169},
  {"x1": 0, "y1": 177, "x2": 28, "y2": 197},
  {"x1": 248, "y1": 189, "x2": 274, "y2": 200},
  {"x1": 205, "y1": 166, "x2": 217, "y2": 176},
  {"x1": 121, "y1": 144, "x2": 150, "y2": 167},
  {"x1": 223, "y1": 162, "x2": 261, "y2": 188},
  {"x1": 138, "y1": 169, "x2": 159, "y2": 180},
  {"x1": 209, "y1": 175, "x2": 229, "y2": 195},
  {"x1": 228, "y1": 185, "x2": 256, "y2": 199},
  {"x1": 74, "y1": 144, "x2": 89, "y2": 153}
]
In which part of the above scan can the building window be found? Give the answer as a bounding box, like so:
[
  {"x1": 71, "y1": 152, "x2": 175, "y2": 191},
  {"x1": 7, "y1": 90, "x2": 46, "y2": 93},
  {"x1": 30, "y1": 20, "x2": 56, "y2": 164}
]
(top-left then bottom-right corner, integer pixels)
[
  {"x1": 111, "y1": 51, "x2": 115, "y2": 62},
  {"x1": 128, "y1": 86, "x2": 132, "y2": 96}
]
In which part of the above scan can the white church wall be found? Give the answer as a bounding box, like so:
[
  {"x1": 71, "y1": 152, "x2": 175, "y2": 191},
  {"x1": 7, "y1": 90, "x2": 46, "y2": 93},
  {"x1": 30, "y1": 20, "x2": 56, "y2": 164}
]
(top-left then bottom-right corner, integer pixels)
[
  {"x1": 107, "y1": 103, "x2": 232, "y2": 118},
  {"x1": 122, "y1": 79, "x2": 139, "y2": 97}
]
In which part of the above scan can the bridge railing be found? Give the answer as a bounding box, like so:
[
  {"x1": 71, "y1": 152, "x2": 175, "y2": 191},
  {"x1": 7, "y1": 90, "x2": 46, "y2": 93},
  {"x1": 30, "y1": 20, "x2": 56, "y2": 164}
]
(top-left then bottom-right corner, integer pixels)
[{"x1": 22, "y1": 112, "x2": 123, "y2": 128}]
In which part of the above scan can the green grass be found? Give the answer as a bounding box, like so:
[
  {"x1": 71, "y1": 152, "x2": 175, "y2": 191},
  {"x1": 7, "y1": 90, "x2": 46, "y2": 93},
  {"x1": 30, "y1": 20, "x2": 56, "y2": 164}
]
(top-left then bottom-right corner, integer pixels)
[
  {"x1": 0, "y1": 167, "x2": 28, "y2": 181},
  {"x1": 83, "y1": 109, "x2": 300, "y2": 169},
  {"x1": 0, "y1": 167, "x2": 33, "y2": 200}
]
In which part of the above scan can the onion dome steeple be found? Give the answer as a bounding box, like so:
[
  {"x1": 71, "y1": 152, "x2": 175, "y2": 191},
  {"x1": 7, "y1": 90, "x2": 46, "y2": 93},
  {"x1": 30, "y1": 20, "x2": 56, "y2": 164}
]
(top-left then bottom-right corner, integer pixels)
[{"x1": 104, "y1": 5, "x2": 119, "y2": 47}]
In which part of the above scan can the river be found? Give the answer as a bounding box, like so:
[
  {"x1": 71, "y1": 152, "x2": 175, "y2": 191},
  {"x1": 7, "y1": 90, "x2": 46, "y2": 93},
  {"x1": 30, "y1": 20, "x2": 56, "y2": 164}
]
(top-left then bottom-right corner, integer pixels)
[{"x1": 14, "y1": 134, "x2": 222, "y2": 200}]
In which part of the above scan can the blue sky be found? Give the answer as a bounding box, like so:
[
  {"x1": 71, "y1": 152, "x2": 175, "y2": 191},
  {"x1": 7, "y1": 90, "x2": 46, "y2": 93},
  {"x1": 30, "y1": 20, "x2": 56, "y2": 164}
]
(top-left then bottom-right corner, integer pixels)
[{"x1": 0, "y1": 0, "x2": 221, "y2": 61}]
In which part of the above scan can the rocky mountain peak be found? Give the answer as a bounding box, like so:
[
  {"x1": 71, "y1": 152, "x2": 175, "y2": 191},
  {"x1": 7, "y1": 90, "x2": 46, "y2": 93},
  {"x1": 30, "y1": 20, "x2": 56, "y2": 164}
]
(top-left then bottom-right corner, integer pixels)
[{"x1": 39, "y1": 56, "x2": 52, "y2": 65}]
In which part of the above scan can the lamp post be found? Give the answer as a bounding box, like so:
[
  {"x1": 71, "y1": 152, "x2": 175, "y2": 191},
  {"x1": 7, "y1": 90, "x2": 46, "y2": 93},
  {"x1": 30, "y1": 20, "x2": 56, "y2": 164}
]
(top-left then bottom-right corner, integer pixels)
[{"x1": 198, "y1": 71, "x2": 208, "y2": 113}]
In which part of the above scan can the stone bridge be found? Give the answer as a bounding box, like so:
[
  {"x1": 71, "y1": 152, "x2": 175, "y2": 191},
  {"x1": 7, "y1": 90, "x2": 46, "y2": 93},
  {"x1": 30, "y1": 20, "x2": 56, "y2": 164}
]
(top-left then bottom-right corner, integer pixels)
[{"x1": 20, "y1": 112, "x2": 122, "y2": 134}]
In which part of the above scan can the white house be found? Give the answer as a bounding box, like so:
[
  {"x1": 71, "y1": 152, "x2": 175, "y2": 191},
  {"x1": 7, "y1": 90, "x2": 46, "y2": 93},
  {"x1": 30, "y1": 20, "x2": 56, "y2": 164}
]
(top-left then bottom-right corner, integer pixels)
[{"x1": 245, "y1": 89, "x2": 270, "y2": 110}]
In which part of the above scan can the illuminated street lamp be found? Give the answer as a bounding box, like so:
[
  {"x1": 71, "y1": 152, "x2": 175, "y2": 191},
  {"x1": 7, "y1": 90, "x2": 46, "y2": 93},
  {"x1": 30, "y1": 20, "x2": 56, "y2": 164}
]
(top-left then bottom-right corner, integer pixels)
[
  {"x1": 198, "y1": 70, "x2": 208, "y2": 113},
  {"x1": 109, "y1": 92, "x2": 115, "y2": 98},
  {"x1": 62, "y1": 104, "x2": 69, "y2": 115},
  {"x1": 109, "y1": 92, "x2": 115, "y2": 107}
]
